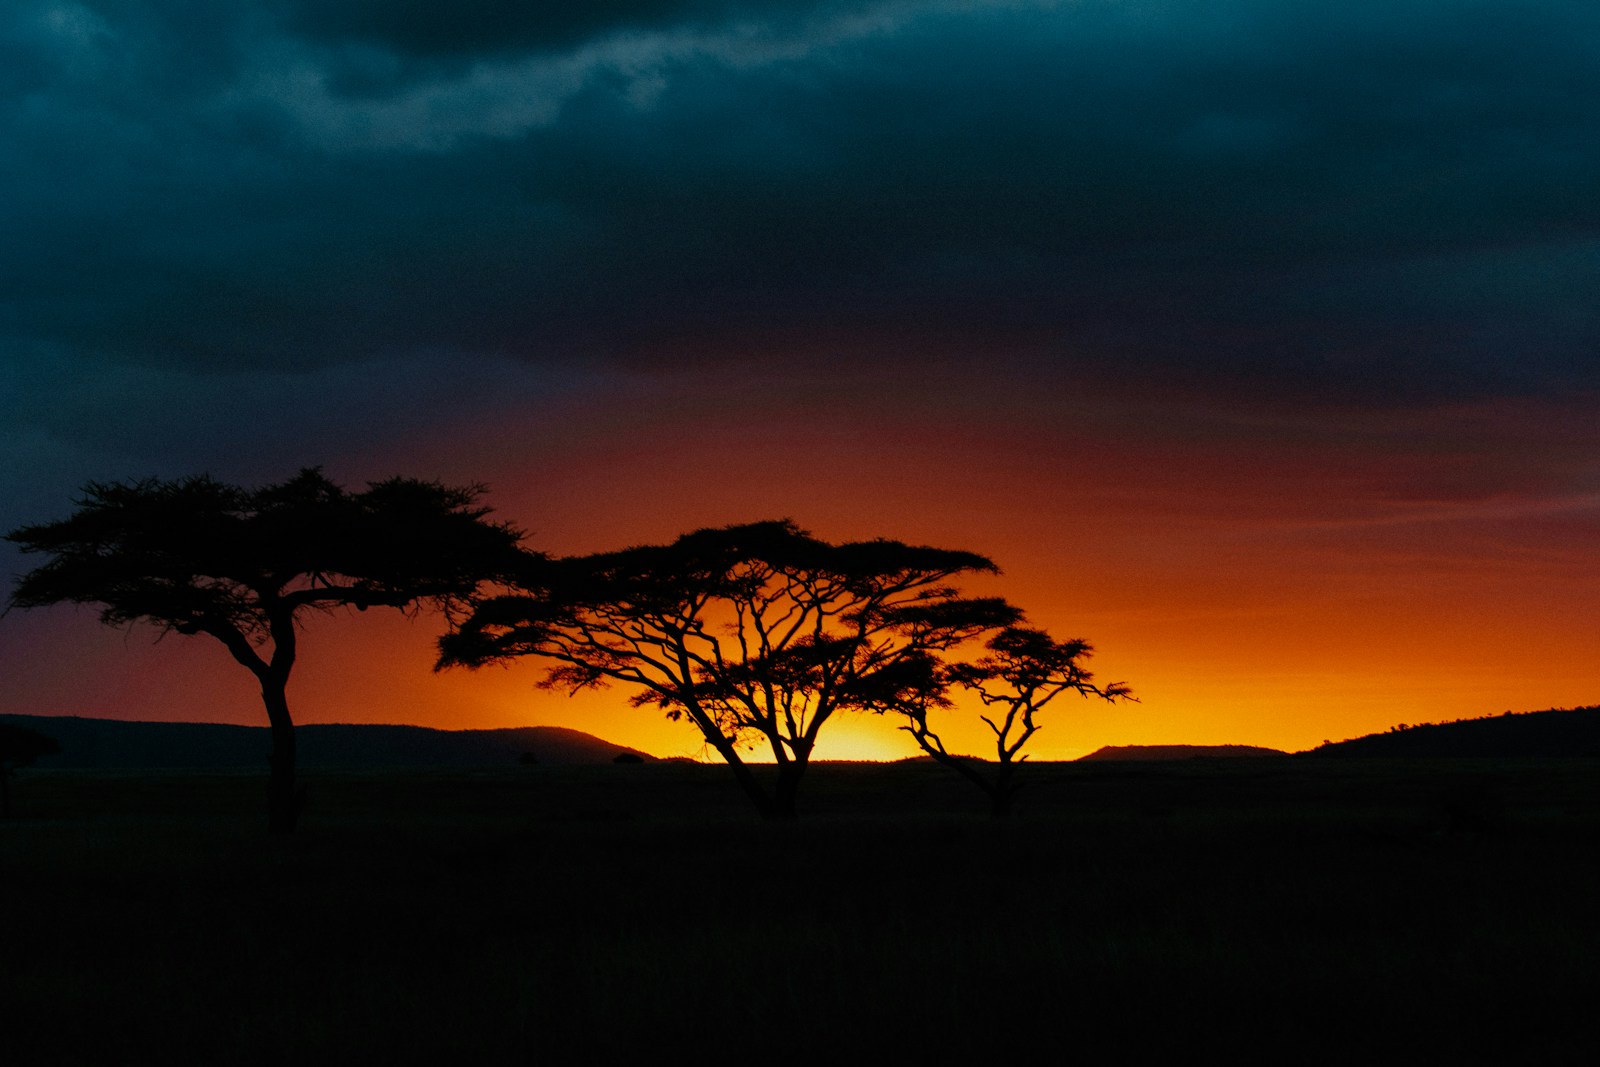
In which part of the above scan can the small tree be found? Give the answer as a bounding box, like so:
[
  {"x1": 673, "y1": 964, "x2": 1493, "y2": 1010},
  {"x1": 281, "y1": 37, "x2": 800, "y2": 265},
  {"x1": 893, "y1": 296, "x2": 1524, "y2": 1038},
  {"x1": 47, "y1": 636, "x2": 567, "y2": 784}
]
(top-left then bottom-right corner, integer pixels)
[
  {"x1": 896, "y1": 626, "x2": 1131, "y2": 816},
  {"x1": 439, "y1": 519, "x2": 1018, "y2": 819},
  {"x1": 6, "y1": 469, "x2": 525, "y2": 832},
  {"x1": 0, "y1": 724, "x2": 60, "y2": 818}
]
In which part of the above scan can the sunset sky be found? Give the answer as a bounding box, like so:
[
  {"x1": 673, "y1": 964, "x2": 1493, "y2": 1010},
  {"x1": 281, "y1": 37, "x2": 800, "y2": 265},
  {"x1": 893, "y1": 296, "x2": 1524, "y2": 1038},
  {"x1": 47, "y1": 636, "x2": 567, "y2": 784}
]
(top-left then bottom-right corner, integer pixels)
[{"x1": 2, "y1": 0, "x2": 1597, "y2": 761}]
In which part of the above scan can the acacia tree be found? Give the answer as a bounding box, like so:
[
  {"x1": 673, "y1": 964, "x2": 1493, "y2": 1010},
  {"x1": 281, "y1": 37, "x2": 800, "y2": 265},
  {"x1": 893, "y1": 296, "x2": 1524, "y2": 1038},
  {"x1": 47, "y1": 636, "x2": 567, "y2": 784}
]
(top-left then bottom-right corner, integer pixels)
[
  {"x1": 896, "y1": 626, "x2": 1131, "y2": 816},
  {"x1": 6, "y1": 469, "x2": 525, "y2": 832},
  {"x1": 438, "y1": 519, "x2": 1018, "y2": 819}
]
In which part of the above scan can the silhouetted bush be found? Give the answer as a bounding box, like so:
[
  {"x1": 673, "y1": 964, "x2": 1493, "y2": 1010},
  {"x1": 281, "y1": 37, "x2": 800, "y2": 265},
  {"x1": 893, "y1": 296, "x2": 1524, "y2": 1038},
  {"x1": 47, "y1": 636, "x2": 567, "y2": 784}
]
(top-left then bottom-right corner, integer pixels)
[{"x1": 0, "y1": 723, "x2": 59, "y2": 817}]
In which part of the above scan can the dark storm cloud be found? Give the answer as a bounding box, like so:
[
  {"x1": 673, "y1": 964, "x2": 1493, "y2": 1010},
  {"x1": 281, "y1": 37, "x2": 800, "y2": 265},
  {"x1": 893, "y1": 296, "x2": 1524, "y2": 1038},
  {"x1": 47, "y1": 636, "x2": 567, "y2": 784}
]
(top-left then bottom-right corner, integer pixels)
[
  {"x1": 0, "y1": 342, "x2": 582, "y2": 553},
  {"x1": 5, "y1": 0, "x2": 1599, "y2": 403},
  {"x1": 475, "y1": 0, "x2": 1600, "y2": 402},
  {"x1": 280, "y1": 0, "x2": 841, "y2": 63}
]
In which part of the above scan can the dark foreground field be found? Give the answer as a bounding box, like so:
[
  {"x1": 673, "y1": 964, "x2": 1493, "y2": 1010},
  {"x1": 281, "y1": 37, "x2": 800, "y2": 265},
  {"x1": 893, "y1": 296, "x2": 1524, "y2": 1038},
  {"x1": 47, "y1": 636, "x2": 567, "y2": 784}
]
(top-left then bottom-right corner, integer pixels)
[{"x1": 5, "y1": 757, "x2": 1600, "y2": 1062}]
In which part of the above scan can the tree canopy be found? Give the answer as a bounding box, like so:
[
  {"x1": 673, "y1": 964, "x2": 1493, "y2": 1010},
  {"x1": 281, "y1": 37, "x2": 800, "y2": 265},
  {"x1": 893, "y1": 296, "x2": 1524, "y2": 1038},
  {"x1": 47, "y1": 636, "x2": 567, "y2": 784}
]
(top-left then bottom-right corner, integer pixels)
[
  {"x1": 439, "y1": 519, "x2": 1018, "y2": 818},
  {"x1": 896, "y1": 625, "x2": 1132, "y2": 815},
  {"x1": 7, "y1": 468, "x2": 526, "y2": 832},
  {"x1": 8, "y1": 471, "x2": 520, "y2": 630}
]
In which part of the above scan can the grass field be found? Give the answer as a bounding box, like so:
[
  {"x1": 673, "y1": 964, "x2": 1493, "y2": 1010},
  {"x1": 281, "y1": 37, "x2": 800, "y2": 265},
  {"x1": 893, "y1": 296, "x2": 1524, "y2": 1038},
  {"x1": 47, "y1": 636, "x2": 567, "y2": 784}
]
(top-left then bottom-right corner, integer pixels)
[{"x1": 4, "y1": 757, "x2": 1600, "y2": 1062}]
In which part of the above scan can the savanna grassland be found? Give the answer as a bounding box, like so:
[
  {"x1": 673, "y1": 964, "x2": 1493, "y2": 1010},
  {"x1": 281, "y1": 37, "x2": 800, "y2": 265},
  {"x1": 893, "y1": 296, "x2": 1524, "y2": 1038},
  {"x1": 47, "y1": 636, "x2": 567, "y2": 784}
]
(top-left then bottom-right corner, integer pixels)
[{"x1": 5, "y1": 757, "x2": 1600, "y2": 1063}]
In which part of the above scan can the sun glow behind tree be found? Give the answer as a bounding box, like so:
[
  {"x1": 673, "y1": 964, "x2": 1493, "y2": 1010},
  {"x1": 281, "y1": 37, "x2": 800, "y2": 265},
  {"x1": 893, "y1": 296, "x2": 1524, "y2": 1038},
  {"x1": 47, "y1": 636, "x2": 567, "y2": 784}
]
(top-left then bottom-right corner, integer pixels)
[{"x1": 439, "y1": 519, "x2": 1021, "y2": 815}]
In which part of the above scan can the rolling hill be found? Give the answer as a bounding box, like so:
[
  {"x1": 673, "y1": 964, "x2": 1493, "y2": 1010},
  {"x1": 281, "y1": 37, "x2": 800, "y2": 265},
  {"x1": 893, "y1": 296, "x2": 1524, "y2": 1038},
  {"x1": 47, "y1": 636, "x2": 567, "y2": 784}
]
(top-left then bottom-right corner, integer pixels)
[
  {"x1": 1303, "y1": 705, "x2": 1600, "y2": 758},
  {"x1": 11, "y1": 703, "x2": 1599, "y2": 771},
  {"x1": 1078, "y1": 744, "x2": 1287, "y2": 761},
  {"x1": 0, "y1": 713, "x2": 653, "y2": 770}
]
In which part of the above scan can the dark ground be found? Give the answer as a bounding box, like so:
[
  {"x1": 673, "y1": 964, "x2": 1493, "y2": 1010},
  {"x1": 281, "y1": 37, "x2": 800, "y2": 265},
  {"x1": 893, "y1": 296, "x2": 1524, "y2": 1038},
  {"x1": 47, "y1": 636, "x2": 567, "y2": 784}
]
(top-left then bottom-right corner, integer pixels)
[{"x1": 4, "y1": 757, "x2": 1599, "y2": 1063}]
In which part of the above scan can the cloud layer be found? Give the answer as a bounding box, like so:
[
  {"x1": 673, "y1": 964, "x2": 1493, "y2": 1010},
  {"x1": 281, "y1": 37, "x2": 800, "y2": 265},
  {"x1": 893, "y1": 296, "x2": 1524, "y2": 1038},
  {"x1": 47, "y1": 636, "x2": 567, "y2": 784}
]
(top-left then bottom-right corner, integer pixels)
[
  {"x1": 6, "y1": 0, "x2": 1597, "y2": 398},
  {"x1": 4, "y1": 2, "x2": 1598, "y2": 753}
]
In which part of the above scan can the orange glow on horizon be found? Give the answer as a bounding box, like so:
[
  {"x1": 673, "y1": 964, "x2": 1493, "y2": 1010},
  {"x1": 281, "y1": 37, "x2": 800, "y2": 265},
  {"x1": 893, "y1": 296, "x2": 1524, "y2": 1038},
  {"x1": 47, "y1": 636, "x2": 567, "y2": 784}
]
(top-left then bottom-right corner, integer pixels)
[{"x1": 3, "y1": 377, "x2": 1596, "y2": 762}]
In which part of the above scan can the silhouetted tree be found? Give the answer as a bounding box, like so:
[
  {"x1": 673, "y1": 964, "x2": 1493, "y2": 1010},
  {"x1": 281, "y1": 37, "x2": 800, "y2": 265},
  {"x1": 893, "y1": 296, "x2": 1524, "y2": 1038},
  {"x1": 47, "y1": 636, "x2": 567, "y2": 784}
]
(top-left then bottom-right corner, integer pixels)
[
  {"x1": 895, "y1": 626, "x2": 1131, "y2": 816},
  {"x1": 439, "y1": 520, "x2": 1017, "y2": 819},
  {"x1": 0, "y1": 723, "x2": 59, "y2": 818},
  {"x1": 6, "y1": 469, "x2": 525, "y2": 832}
]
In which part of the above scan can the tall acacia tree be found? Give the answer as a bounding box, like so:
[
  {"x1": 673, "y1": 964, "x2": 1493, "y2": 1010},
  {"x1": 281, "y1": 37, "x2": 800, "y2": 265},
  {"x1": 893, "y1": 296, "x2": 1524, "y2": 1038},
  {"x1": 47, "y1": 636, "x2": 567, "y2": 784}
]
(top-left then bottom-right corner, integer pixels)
[
  {"x1": 896, "y1": 626, "x2": 1132, "y2": 816},
  {"x1": 439, "y1": 520, "x2": 1018, "y2": 819},
  {"x1": 6, "y1": 469, "x2": 525, "y2": 832}
]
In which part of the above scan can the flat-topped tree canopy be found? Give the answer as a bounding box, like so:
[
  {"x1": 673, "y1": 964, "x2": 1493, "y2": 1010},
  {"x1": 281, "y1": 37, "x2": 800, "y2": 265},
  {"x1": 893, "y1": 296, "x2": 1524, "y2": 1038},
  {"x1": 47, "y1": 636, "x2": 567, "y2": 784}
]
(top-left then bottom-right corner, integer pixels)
[
  {"x1": 439, "y1": 518, "x2": 1019, "y2": 818},
  {"x1": 896, "y1": 625, "x2": 1134, "y2": 816},
  {"x1": 7, "y1": 468, "x2": 528, "y2": 832},
  {"x1": 8, "y1": 469, "x2": 526, "y2": 634}
]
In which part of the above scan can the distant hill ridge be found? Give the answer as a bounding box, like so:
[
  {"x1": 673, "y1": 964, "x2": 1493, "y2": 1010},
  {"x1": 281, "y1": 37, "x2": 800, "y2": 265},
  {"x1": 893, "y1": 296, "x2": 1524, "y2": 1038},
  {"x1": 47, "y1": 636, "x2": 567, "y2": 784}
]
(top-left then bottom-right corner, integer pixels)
[
  {"x1": 1079, "y1": 744, "x2": 1287, "y2": 761},
  {"x1": 0, "y1": 714, "x2": 652, "y2": 770},
  {"x1": 12, "y1": 704, "x2": 1597, "y2": 770},
  {"x1": 1305, "y1": 705, "x2": 1600, "y2": 758}
]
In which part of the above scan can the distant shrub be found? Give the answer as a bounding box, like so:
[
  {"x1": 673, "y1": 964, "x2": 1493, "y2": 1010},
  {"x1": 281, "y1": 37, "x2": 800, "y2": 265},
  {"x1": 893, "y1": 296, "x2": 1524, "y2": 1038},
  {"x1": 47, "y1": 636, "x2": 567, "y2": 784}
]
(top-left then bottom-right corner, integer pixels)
[{"x1": 1, "y1": 723, "x2": 60, "y2": 817}]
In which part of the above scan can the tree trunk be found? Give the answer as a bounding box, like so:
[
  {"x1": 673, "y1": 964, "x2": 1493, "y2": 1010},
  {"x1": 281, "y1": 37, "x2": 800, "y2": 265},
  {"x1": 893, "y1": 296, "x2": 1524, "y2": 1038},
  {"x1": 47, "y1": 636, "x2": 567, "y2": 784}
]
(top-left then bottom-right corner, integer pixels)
[
  {"x1": 989, "y1": 787, "x2": 1014, "y2": 818},
  {"x1": 261, "y1": 680, "x2": 299, "y2": 834},
  {"x1": 769, "y1": 760, "x2": 805, "y2": 821},
  {"x1": 989, "y1": 766, "x2": 1018, "y2": 818},
  {"x1": 708, "y1": 738, "x2": 779, "y2": 819},
  {"x1": 914, "y1": 741, "x2": 1003, "y2": 816}
]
